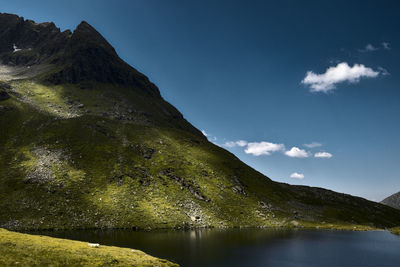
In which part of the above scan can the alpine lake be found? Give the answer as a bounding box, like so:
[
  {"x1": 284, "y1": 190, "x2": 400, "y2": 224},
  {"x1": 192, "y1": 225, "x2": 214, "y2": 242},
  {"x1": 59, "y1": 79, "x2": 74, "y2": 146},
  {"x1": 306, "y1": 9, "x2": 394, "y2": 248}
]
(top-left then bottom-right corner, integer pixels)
[{"x1": 31, "y1": 228, "x2": 400, "y2": 267}]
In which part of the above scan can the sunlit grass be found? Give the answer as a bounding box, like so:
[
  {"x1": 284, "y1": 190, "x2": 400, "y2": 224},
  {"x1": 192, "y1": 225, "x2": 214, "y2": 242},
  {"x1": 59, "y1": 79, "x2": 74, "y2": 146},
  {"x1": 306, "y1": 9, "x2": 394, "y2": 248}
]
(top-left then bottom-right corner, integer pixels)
[
  {"x1": 391, "y1": 227, "x2": 400, "y2": 236},
  {"x1": 0, "y1": 228, "x2": 177, "y2": 266}
]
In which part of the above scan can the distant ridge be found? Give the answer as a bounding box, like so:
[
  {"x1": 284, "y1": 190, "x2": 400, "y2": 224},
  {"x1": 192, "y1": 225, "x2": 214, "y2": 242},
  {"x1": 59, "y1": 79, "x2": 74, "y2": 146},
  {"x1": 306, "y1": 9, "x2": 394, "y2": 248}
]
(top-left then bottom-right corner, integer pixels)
[{"x1": 381, "y1": 192, "x2": 400, "y2": 210}]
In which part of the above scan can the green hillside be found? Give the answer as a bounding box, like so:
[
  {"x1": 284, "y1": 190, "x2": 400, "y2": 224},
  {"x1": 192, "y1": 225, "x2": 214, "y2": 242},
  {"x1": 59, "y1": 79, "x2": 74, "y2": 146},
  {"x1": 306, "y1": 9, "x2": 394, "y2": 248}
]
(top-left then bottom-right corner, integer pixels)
[{"x1": 1, "y1": 13, "x2": 400, "y2": 231}]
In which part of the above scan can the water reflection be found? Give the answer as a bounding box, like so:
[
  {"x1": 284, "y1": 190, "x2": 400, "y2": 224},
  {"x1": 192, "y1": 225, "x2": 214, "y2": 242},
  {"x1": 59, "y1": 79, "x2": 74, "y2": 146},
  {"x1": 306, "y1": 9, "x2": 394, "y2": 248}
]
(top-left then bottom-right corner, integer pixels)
[{"x1": 32, "y1": 228, "x2": 400, "y2": 267}]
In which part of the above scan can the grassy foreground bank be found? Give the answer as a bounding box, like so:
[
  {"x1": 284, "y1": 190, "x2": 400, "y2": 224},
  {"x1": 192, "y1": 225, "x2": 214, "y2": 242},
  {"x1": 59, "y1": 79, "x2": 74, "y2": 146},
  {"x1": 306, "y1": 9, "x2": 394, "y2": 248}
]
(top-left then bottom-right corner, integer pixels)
[
  {"x1": 0, "y1": 228, "x2": 177, "y2": 266},
  {"x1": 391, "y1": 227, "x2": 400, "y2": 236}
]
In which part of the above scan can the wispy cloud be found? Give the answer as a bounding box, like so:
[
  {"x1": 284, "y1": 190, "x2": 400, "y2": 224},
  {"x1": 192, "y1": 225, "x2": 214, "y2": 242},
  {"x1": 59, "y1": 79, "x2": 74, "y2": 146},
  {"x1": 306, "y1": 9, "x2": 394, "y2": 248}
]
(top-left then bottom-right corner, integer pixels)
[
  {"x1": 303, "y1": 142, "x2": 322, "y2": 148},
  {"x1": 285, "y1": 147, "x2": 310, "y2": 158},
  {"x1": 314, "y1": 151, "x2": 333, "y2": 158},
  {"x1": 245, "y1": 142, "x2": 285, "y2": 156},
  {"x1": 223, "y1": 140, "x2": 248, "y2": 148},
  {"x1": 236, "y1": 140, "x2": 248, "y2": 147},
  {"x1": 223, "y1": 141, "x2": 236, "y2": 148},
  {"x1": 377, "y1": 66, "x2": 390, "y2": 76},
  {"x1": 358, "y1": 44, "x2": 379, "y2": 52},
  {"x1": 290, "y1": 172, "x2": 305, "y2": 179},
  {"x1": 302, "y1": 62, "x2": 380, "y2": 93},
  {"x1": 201, "y1": 130, "x2": 218, "y2": 143},
  {"x1": 382, "y1": 42, "x2": 391, "y2": 50}
]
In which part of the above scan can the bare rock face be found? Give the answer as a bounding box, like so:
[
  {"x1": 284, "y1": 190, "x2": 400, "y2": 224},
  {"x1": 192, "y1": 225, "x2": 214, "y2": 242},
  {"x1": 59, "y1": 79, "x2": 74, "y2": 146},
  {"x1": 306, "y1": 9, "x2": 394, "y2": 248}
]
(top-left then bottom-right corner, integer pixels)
[
  {"x1": 0, "y1": 13, "x2": 70, "y2": 65},
  {"x1": 48, "y1": 21, "x2": 161, "y2": 98},
  {"x1": 24, "y1": 147, "x2": 66, "y2": 185},
  {"x1": 381, "y1": 192, "x2": 400, "y2": 210},
  {"x1": 0, "y1": 13, "x2": 160, "y2": 98}
]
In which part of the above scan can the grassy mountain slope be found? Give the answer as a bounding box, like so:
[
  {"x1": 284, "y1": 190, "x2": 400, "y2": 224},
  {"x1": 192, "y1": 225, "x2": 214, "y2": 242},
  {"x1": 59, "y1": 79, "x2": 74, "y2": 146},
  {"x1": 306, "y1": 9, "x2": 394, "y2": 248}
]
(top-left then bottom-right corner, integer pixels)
[
  {"x1": 0, "y1": 228, "x2": 177, "y2": 266},
  {"x1": 0, "y1": 14, "x2": 400, "y2": 231}
]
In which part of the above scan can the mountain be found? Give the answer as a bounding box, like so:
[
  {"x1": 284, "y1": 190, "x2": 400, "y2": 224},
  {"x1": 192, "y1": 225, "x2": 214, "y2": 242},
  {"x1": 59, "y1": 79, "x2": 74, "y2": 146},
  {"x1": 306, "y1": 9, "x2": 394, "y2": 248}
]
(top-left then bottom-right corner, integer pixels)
[
  {"x1": 381, "y1": 192, "x2": 400, "y2": 210},
  {"x1": 1, "y1": 13, "x2": 400, "y2": 231}
]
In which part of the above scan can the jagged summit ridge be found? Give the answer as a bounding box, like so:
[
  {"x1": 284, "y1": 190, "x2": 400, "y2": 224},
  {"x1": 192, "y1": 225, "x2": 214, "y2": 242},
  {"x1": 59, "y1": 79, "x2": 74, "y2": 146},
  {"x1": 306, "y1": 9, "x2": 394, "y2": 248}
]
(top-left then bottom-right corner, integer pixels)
[
  {"x1": 71, "y1": 21, "x2": 115, "y2": 52},
  {"x1": 0, "y1": 13, "x2": 160, "y2": 97},
  {"x1": 0, "y1": 13, "x2": 69, "y2": 63}
]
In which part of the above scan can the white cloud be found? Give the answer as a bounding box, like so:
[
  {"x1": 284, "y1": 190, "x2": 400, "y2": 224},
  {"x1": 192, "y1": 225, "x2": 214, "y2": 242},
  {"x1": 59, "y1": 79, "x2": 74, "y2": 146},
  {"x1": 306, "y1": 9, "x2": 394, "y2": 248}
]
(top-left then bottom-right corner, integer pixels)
[
  {"x1": 220, "y1": 138, "x2": 332, "y2": 161},
  {"x1": 223, "y1": 140, "x2": 248, "y2": 148},
  {"x1": 382, "y1": 42, "x2": 391, "y2": 50},
  {"x1": 201, "y1": 130, "x2": 208, "y2": 137},
  {"x1": 359, "y1": 44, "x2": 379, "y2": 52},
  {"x1": 236, "y1": 140, "x2": 248, "y2": 147},
  {"x1": 314, "y1": 152, "x2": 333, "y2": 158},
  {"x1": 302, "y1": 62, "x2": 380, "y2": 92},
  {"x1": 285, "y1": 147, "x2": 310, "y2": 158},
  {"x1": 303, "y1": 142, "x2": 322, "y2": 148},
  {"x1": 290, "y1": 172, "x2": 305, "y2": 179},
  {"x1": 245, "y1": 142, "x2": 285, "y2": 156}
]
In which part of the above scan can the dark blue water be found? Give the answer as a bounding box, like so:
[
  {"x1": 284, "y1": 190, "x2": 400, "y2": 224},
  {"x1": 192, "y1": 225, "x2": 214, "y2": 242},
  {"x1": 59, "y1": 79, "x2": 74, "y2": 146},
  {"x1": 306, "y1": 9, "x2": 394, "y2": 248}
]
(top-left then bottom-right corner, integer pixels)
[{"x1": 34, "y1": 229, "x2": 400, "y2": 267}]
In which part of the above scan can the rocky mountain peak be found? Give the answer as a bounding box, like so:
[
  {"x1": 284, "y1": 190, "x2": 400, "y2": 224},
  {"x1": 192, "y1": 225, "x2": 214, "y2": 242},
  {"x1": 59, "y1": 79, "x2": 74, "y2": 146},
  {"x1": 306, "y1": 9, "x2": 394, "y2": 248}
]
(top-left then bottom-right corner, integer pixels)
[
  {"x1": 0, "y1": 13, "x2": 160, "y2": 98},
  {"x1": 75, "y1": 20, "x2": 94, "y2": 32},
  {"x1": 70, "y1": 21, "x2": 116, "y2": 53},
  {"x1": 0, "y1": 13, "x2": 66, "y2": 59}
]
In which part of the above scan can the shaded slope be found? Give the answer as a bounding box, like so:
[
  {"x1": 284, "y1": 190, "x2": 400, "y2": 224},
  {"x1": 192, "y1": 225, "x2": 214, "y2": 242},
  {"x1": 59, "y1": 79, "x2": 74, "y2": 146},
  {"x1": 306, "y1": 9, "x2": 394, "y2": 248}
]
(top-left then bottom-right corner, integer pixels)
[
  {"x1": 0, "y1": 13, "x2": 160, "y2": 97},
  {"x1": 0, "y1": 14, "x2": 400, "y2": 231},
  {"x1": 0, "y1": 13, "x2": 69, "y2": 65},
  {"x1": 47, "y1": 21, "x2": 161, "y2": 98}
]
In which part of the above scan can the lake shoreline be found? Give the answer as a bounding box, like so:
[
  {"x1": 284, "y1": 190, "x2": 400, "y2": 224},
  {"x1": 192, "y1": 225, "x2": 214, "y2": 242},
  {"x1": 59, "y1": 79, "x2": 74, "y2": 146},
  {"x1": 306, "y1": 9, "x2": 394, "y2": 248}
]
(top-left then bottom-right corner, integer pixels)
[
  {"x1": 19, "y1": 223, "x2": 398, "y2": 238},
  {"x1": 12, "y1": 222, "x2": 387, "y2": 233},
  {"x1": 391, "y1": 227, "x2": 400, "y2": 236},
  {"x1": 16, "y1": 226, "x2": 400, "y2": 267},
  {"x1": 0, "y1": 228, "x2": 178, "y2": 266},
  {"x1": 3, "y1": 225, "x2": 398, "y2": 266}
]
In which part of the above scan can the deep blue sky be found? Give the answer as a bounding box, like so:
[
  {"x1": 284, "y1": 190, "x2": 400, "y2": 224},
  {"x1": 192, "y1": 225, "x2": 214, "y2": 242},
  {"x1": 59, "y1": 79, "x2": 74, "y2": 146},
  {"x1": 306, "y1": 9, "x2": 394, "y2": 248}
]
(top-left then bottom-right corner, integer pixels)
[{"x1": 3, "y1": 0, "x2": 399, "y2": 201}]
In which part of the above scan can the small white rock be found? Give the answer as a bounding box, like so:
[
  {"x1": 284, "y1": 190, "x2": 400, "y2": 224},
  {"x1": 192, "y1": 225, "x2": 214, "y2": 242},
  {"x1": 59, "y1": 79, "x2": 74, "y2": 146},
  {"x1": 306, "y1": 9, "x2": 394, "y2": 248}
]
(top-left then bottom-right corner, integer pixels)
[{"x1": 88, "y1": 243, "x2": 100, "y2": 248}]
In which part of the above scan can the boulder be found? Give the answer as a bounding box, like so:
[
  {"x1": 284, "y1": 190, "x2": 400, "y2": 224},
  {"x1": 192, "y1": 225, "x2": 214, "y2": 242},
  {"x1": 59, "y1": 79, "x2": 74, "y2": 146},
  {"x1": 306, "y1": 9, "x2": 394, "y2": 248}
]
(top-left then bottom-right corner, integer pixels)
[{"x1": 0, "y1": 91, "x2": 10, "y2": 101}]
